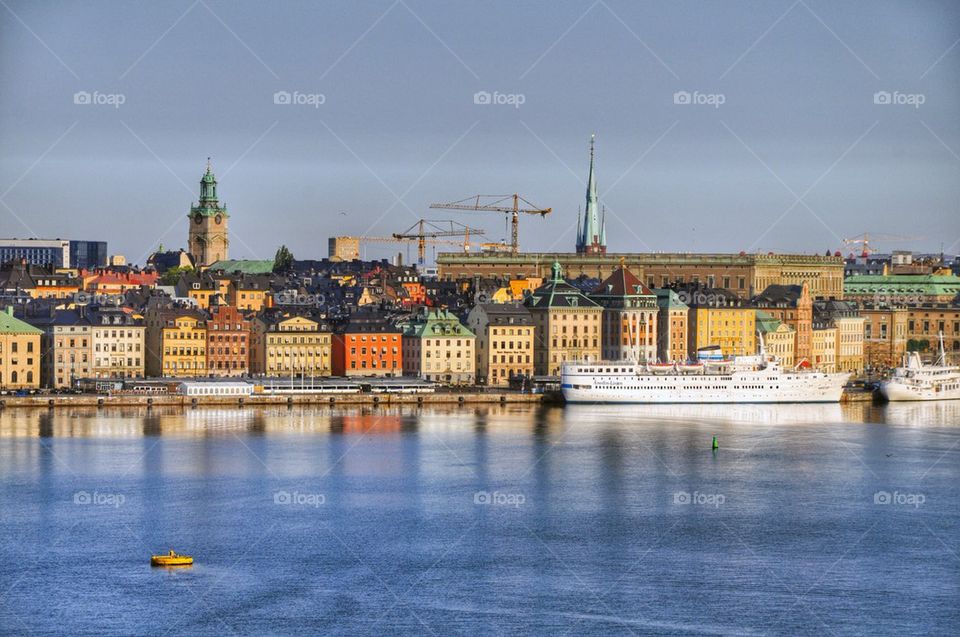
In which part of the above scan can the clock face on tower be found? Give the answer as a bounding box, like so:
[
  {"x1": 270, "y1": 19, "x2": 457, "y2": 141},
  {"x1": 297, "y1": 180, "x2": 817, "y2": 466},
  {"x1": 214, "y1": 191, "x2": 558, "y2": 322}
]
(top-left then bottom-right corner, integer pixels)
[
  {"x1": 215, "y1": 214, "x2": 222, "y2": 224},
  {"x1": 194, "y1": 213, "x2": 203, "y2": 224}
]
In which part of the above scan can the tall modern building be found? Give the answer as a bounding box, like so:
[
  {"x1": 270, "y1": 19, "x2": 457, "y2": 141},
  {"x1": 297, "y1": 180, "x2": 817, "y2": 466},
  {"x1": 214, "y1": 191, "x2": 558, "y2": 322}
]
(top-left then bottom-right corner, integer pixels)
[
  {"x1": 69, "y1": 240, "x2": 108, "y2": 269},
  {"x1": 0, "y1": 239, "x2": 69, "y2": 268},
  {"x1": 575, "y1": 135, "x2": 606, "y2": 255},
  {"x1": 187, "y1": 159, "x2": 230, "y2": 267}
]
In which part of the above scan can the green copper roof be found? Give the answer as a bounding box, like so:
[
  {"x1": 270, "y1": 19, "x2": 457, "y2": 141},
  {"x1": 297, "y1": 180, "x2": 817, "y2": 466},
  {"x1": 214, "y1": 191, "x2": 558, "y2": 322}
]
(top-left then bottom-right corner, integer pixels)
[
  {"x1": 208, "y1": 259, "x2": 274, "y2": 274},
  {"x1": 403, "y1": 309, "x2": 475, "y2": 338},
  {"x1": 844, "y1": 274, "x2": 960, "y2": 296},
  {"x1": 755, "y1": 310, "x2": 783, "y2": 334},
  {"x1": 191, "y1": 159, "x2": 229, "y2": 218},
  {"x1": 0, "y1": 309, "x2": 43, "y2": 335}
]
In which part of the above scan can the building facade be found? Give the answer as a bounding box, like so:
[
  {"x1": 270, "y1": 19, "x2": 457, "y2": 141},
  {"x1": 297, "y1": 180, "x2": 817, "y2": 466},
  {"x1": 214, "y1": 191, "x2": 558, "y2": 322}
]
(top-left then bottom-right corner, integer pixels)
[
  {"x1": 0, "y1": 307, "x2": 42, "y2": 389},
  {"x1": 206, "y1": 304, "x2": 250, "y2": 376},
  {"x1": 590, "y1": 266, "x2": 657, "y2": 362},
  {"x1": 145, "y1": 306, "x2": 208, "y2": 377},
  {"x1": 466, "y1": 303, "x2": 534, "y2": 386},
  {"x1": 654, "y1": 289, "x2": 689, "y2": 363},
  {"x1": 401, "y1": 309, "x2": 475, "y2": 384},
  {"x1": 437, "y1": 252, "x2": 844, "y2": 300},
  {"x1": 753, "y1": 283, "x2": 813, "y2": 364},
  {"x1": 684, "y1": 288, "x2": 757, "y2": 357},
  {"x1": 814, "y1": 300, "x2": 865, "y2": 375},
  {"x1": 860, "y1": 305, "x2": 908, "y2": 372},
  {"x1": 0, "y1": 239, "x2": 69, "y2": 268},
  {"x1": 250, "y1": 313, "x2": 332, "y2": 376},
  {"x1": 524, "y1": 262, "x2": 603, "y2": 375},
  {"x1": 89, "y1": 307, "x2": 145, "y2": 380},
  {"x1": 757, "y1": 311, "x2": 796, "y2": 368},
  {"x1": 906, "y1": 304, "x2": 960, "y2": 361},
  {"x1": 332, "y1": 312, "x2": 402, "y2": 377}
]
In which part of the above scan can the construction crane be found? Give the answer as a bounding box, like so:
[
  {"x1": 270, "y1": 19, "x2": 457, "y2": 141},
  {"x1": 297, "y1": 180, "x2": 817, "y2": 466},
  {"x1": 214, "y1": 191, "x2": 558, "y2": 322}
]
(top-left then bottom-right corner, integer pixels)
[
  {"x1": 429, "y1": 194, "x2": 551, "y2": 255},
  {"x1": 842, "y1": 233, "x2": 923, "y2": 258},
  {"x1": 360, "y1": 219, "x2": 484, "y2": 265}
]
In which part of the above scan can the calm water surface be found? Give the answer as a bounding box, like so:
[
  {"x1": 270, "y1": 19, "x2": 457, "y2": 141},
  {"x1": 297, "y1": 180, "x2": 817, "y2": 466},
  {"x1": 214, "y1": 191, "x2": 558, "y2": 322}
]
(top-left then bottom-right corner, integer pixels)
[{"x1": 1, "y1": 402, "x2": 958, "y2": 636}]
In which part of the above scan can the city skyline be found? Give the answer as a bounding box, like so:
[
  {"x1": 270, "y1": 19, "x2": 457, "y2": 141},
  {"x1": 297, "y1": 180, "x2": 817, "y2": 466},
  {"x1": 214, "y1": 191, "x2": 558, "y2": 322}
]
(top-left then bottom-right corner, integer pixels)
[{"x1": 2, "y1": 1, "x2": 959, "y2": 263}]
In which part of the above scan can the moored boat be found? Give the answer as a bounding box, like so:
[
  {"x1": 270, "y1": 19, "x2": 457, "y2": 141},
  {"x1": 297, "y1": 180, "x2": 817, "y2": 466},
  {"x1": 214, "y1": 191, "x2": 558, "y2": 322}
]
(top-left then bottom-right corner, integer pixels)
[
  {"x1": 880, "y1": 333, "x2": 960, "y2": 402},
  {"x1": 562, "y1": 334, "x2": 850, "y2": 404}
]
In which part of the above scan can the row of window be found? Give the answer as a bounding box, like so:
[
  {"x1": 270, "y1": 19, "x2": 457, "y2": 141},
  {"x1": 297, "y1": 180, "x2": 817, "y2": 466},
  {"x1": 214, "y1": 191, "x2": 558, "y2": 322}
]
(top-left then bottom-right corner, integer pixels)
[{"x1": 0, "y1": 371, "x2": 34, "y2": 383}]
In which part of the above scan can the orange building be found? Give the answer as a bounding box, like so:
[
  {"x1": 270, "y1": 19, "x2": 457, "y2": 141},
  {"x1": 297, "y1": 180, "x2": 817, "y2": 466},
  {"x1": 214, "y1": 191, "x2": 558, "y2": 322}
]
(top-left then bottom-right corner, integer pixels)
[{"x1": 332, "y1": 312, "x2": 402, "y2": 376}]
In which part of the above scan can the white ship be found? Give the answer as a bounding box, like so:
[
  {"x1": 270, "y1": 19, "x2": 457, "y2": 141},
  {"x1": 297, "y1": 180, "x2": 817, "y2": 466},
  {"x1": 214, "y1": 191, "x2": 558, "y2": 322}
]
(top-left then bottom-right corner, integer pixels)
[
  {"x1": 880, "y1": 333, "x2": 960, "y2": 402},
  {"x1": 561, "y1": 336, "x2": 850, "y2": 404}
]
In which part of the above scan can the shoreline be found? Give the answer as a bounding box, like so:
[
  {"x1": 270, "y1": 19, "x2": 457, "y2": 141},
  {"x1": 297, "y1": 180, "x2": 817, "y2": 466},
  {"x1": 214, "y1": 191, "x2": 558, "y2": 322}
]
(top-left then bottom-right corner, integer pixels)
[
  {"x1": 0, "y1": 391, "x2": 549, "y2": 409},
  {"x1": 0, "y1": 389, "x2": 878, "y2": 409}
]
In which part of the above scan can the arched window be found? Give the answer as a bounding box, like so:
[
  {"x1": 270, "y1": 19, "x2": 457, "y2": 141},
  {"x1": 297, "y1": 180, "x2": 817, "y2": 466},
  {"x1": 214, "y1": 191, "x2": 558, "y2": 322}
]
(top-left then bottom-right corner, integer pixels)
[
  {"x1": 27, "y1": 371, "x2": 34, "y2": 384},
  {"x1": 11, "y1": 371, "x2": 18, "y2": 384}
]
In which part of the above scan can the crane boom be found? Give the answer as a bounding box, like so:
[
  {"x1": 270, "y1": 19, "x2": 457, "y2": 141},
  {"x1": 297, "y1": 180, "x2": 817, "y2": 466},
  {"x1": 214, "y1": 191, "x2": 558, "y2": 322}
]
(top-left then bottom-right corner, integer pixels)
[
  {"x1": 359, "y1": 219, "x2": 484, "y2": 265},
  {"x1": 430, "y1": 194, "x2": 551, "y2": 254}
]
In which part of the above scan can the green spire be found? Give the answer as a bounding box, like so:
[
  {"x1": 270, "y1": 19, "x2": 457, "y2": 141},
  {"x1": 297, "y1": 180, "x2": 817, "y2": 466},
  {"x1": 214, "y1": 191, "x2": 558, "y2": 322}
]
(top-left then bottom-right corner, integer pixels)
[
  {"x1": 200, "y1": 157, "x2": 217, "y2": 203},
  {"x1": 577, "y1": 134, "x2": 605, "y2": 253},
  {"x1": 190, "y1": 158, "x2": 228, "y2": 218}
]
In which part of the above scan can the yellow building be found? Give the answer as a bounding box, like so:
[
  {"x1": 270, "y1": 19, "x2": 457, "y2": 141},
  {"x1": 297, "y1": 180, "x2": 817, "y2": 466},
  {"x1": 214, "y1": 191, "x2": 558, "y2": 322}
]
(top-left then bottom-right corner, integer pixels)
[
  {"x1": 812, "y1": 324, "x2": 838, "y2": 372},
  {"x1": 250, "y1": 313, "x2": 332, "y2": 376},
  {"x1": 813, "y1": 300, "x2": 866, "y2": 375},
  {"x1": 756, "y1": 311, "x2": 795, "y2": 368},
  {"x1": 228, "y1": 276, "x2": 272, "y2": 312},
  {"x1": 684, "y1": 289, "x2": 756, "y2": 357},
  {"x1": 466, "y1": 303, "x2": 534, "y2": 386},
  {"x1": 401, "y1": 309, "x2": 476, "y2": 384},
  {"x1": 490, "y1": 278, "x2": 543, "y2": 303},
  {"x1": 524, "y1": 262, "x2": 603, "y2": 375},
  {"x1": 0, "y1": 307, "x2": 42, "y2": 389},
  {"x1": 145, "y1": 306, "x2": 208, "y2": 377}
]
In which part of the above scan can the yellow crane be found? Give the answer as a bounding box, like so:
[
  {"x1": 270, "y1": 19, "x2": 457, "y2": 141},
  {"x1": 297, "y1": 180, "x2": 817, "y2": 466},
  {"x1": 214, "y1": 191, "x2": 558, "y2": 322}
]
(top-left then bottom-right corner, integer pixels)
[
  {"x1": 360, "y1": 219, "x2": 484, "y2": 265},
  {"x1": 429, "y1": 194, "x2": 551, "y2": 255}
]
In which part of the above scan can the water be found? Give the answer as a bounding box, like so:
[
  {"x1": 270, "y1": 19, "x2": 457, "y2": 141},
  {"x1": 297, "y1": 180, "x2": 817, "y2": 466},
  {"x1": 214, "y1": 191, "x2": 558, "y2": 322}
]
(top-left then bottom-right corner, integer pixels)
[{"x1": 1, "y1": 402, "x2": 958, "y2": 636}]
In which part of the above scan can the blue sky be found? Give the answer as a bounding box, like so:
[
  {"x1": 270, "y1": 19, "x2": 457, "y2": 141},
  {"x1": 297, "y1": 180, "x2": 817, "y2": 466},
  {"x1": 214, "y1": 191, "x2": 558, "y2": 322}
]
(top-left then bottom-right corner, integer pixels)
[{"x1": 1, "y1": 0, "x2": 959, "y2": 264}]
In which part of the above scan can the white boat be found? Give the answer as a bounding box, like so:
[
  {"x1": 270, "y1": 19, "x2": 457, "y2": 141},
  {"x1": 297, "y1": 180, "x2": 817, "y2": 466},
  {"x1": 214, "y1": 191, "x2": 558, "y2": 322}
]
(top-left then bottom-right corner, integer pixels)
[
  {"x1": 880, "y1": 333, "x2": 960, "y2": 402},
  {"x1": 562, "y1": 334, "x2": 850, "y2": 404}
]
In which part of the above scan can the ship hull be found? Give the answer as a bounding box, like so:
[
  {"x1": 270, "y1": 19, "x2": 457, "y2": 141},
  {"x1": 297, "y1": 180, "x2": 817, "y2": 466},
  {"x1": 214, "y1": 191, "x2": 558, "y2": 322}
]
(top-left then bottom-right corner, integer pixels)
[
  {"x1": 562, "y1": 365, "x2": 850, "y2": 404},
  {"x1": 879, "y1": 381, "x2": 960, "y2": 402}
]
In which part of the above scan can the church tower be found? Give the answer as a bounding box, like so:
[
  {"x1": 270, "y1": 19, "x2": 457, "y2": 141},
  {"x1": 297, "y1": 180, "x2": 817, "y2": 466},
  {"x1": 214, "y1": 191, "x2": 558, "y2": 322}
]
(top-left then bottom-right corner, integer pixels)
[
  {"x1": 576, "y1": 134, "x2": 607, "y2": 255},
  {"x1": 187, "y1": 159, "x2": 229, "y2": 267}
]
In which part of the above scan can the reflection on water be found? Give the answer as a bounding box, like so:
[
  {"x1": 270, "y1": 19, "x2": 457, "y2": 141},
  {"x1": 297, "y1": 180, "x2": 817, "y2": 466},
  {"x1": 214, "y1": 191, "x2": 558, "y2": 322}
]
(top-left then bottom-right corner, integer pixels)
[
  {"x1": 2, "y1": 401, "x2": 959, "y2": 438},
  {"x1": 1, "y1": 402, "x2": 959, "y2": 636}
]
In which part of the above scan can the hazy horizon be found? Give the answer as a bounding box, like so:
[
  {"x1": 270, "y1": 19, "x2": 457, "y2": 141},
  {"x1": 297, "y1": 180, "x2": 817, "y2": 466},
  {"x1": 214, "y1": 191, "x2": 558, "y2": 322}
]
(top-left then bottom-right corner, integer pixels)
[{"x1": 2, "y1": 0, "x2": 959, "y2": 265}]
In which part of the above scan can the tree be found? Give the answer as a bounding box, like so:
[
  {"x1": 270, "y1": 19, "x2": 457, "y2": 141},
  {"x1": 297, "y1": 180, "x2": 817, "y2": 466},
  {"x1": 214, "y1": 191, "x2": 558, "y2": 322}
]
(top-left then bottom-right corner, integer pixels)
[
  {"x1": 160, "y1": 266, "x2": 194, "y2": 286},
  {"x1": 273, "y1": 245, "x2": 294, "y2": 274}
]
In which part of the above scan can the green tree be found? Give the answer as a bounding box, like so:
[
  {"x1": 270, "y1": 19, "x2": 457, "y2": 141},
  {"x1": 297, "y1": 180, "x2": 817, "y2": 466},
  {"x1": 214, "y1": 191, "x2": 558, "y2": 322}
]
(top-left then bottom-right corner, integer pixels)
[
  {"x1": 273, "y1": 245, "x2": 294, "y2": 274},
  {"x1": 160, "y1": 266, "x2": 194, "y2": 286}
]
